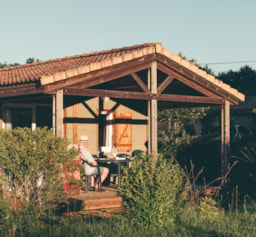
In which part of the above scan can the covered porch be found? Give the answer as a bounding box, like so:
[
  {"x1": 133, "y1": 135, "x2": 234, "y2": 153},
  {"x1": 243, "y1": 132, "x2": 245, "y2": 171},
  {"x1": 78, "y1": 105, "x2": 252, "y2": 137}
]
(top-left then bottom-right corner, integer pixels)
[{"x1": 0, "y1": 42, "x2": 245, "y2": 183}]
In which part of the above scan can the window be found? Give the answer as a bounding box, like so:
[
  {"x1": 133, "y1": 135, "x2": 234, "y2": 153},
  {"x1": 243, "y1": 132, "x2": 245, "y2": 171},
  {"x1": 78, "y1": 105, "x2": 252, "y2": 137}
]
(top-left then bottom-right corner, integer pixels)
[{"x1": 4, "y1": 107, "x2": 32, "y2": 130}]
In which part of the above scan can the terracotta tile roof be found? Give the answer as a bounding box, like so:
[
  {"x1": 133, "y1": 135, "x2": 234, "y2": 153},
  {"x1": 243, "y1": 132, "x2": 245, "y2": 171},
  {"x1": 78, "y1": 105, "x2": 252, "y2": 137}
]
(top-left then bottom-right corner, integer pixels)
[
  {"x1": 0, "y1": 43, "x2": 158, "y2": 86},
  {"x1": 0, "y1": 42, "x2": 245, "y2": 102}
]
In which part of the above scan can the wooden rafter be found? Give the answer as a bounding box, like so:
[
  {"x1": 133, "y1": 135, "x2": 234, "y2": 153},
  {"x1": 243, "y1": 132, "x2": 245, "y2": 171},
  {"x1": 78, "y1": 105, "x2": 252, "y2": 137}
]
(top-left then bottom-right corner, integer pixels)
[
  {"x1": 130, "y1": 72, "x2": 149, "y2": 92},
  {"x1": 157, "y1": 62, "x2": 218, "y2": 98},
  {"x1": 157, "y1": 75, "x2": 174, "y2": 94},
  {"x1": 156, "y1": 55, "x2": 240, "y2": 105}
]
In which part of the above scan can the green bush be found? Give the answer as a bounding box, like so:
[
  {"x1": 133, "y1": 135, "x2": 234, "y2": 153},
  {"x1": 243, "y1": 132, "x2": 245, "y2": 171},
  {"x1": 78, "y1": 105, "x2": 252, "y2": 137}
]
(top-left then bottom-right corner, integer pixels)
[
  {"x1": 0, "y1": 127, "x2": 77, "y2": 235},
  {"x1": 119, "y1": 154, "x2": 189, "y2": 229}
]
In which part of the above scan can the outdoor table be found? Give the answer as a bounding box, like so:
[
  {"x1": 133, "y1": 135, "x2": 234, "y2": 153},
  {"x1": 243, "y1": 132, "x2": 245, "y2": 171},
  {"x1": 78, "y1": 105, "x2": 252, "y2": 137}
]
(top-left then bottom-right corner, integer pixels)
[{"x1": 95, "y1": 157, "x2": 133, "y2": 189}]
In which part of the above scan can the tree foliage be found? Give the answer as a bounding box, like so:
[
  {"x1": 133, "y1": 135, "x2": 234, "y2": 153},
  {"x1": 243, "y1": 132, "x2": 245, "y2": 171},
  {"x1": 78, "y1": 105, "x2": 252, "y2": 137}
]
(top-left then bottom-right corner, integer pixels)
[
  {"x1": 218, "y1": 65, "x2": 256, "y2": 95},
  {"x1": 0, "y1": 62, "x2": 20, "y2": 68},
  {"x1": 0, "y1": 57, "x2": 40, "y2": 68},
  {"x1": 158, "y1": 107, "x2": 208, "y2": 157}
]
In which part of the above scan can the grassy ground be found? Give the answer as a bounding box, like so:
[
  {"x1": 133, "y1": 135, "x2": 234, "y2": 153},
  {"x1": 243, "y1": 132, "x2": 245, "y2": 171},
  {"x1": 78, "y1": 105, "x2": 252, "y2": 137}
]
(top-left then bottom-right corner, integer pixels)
[{"x1": 3, "y1": 200, "x2": 256, "y2": 237}]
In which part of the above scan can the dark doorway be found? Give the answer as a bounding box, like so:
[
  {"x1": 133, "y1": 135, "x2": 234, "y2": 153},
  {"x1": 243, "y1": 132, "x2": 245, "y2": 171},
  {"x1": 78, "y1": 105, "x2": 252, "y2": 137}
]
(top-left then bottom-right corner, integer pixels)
[{"x1": 36, "y1": 106, "x2": 52, "y2": 128}]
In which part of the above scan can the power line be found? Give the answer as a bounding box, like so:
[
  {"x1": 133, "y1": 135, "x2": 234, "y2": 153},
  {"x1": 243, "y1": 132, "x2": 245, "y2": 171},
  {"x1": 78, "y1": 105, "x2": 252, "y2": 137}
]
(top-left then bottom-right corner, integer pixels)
[{"x1": 199, "y1": 60, "x2": 256, "y2": 66}]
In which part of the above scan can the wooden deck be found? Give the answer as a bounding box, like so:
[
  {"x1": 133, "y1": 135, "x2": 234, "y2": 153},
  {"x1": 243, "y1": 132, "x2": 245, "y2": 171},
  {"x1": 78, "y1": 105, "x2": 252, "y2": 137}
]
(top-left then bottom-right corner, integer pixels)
[{"x1": 67, "y1": 186, "x2": 123, "y2": 212}]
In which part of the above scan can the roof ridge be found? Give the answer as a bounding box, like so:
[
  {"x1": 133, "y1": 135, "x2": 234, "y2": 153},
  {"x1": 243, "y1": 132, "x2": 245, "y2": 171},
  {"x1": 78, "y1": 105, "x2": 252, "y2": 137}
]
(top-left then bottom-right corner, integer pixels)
[{"x1": 0, "y1": 42, "x2": 161, "y2": 72}]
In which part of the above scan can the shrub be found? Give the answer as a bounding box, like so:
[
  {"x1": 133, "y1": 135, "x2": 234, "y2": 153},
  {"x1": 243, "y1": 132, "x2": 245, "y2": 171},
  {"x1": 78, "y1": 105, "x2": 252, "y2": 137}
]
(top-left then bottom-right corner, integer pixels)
[
  {"x1": 119, "y1": 154, "x2": 189, "y2": 229},
  {"x1": 0, "y1": 127, "x2": 77, "y2": 234}
]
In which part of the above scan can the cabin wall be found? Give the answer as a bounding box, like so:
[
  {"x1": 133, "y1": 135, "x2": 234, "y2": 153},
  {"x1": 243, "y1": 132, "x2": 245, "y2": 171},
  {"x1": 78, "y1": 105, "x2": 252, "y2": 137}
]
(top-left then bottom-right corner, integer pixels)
[
  {"x1": 64, "y1": 97, "x2": 147, "y2": 156},
  {"x1": 64, "y1": 98, "x2": 98, "y2": 154}
]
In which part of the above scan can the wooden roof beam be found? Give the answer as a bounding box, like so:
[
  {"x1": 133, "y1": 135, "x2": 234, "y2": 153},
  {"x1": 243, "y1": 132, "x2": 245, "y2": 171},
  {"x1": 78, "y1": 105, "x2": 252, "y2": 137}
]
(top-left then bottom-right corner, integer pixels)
[
  {"x1": 64, "y1": 88, "x2": 151, "y2": 100},
  {"x1": 157, "y1": 94, "x2": 225, "y2": 104},
  {"x1": 0, "y1": 86, "x2": 44, "y2": 98}
]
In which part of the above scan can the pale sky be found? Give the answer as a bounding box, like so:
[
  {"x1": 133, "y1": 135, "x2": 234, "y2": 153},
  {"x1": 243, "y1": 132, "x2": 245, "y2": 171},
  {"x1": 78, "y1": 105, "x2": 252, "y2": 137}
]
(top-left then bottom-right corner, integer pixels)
[{"x1": 1, "y1": 0, "x2": 256, "y2": 75}]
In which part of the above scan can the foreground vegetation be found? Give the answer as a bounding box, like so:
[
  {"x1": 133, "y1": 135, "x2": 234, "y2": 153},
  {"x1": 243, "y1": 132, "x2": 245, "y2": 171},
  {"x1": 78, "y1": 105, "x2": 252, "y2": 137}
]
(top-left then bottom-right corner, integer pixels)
[
  {"x1": 1, "y1": 128, "x2": 256, "y2": 236},
  {"x1": 1, "y1": 199, "x2": 256, "y2": 237}
]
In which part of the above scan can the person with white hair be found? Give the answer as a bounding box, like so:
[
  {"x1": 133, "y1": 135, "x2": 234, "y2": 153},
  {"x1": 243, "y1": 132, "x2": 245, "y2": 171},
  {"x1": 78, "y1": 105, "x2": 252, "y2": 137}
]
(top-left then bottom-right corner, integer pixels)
[{"x1": 78, "y1": 135, "x2": 109, "y2": 191}]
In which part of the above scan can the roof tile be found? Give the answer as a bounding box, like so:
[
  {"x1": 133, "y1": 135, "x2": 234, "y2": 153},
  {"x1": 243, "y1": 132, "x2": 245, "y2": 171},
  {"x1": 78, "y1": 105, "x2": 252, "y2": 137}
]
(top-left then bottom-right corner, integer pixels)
[
  {"x1": 0, "y1": 42, "x2": 159, "y2": 86},
  {"x1": 0, "y1": 42, "x2": 245, "y2": 102}
]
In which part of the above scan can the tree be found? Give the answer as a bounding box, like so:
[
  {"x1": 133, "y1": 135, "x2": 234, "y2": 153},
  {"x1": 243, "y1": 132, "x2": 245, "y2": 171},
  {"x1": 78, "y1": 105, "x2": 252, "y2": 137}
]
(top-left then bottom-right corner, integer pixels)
[
  {"x1": 0, "y1": 62, "x2": 20, "y2": 68},
  {"x1": 0, "y1": 57, "x2": 40, "y2": 68},
  {"x1": 26, "y1": 57, "x2": 40, "y2": 64},
  {"x1": 218, "y1": 66, "x2": 256, "y2": 95},
  {"x1": 158, "y1": 107, "x2": 208, "y2": 158}
]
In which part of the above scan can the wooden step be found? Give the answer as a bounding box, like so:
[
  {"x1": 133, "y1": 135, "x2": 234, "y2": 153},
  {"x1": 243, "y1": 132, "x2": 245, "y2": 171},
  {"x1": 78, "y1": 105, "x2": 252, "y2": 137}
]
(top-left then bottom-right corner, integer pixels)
[
  {"x1": 79, "y1": 207, "x2": 125, "y2": 218},
  {"x1": 67, "y1": 187, "x2": 123, "y2": 212},
  {"x1": 83, "y1": 196, "x2": 122, "y2": 210}
]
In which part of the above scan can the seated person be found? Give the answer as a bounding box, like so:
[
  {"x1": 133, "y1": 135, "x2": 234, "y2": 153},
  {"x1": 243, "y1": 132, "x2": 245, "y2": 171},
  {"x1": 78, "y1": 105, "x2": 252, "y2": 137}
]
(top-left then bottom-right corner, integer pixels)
[{"x1": 69, "y1": 135, "x2": 109, "y2": 191}]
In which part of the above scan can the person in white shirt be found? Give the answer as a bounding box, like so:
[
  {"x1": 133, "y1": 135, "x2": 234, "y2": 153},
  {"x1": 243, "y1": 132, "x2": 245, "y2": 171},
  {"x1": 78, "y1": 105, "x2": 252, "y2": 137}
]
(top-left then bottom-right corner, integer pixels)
[{"x1": 78, "y1": 135, "x2": 109, "y2": 191}]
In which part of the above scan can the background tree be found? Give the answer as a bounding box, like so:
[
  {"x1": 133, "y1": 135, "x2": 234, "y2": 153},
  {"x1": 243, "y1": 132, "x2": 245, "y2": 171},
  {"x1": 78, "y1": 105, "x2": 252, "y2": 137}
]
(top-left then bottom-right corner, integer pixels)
[
  {"x1": 158, "y1": 107, "x2": 208, "y2": 158},
  {"x1": 218, "y1": 66, "x2": 256, "y2": 95},
  {"x1": 0, "y1": 62, "x2": 20, "y2": 68},
  {"x1": 0, "y1": 57, "x2": 40, "y2": 68},
  {"x1": 26, "y1": 57, "x2": 40, "y2": 64}
]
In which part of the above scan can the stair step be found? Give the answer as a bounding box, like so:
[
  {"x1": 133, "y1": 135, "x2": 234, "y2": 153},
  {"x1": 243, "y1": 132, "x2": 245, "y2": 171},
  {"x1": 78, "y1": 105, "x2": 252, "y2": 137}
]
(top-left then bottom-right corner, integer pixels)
[
  {"x1": 83, "y1": 197, "x2": 122, "y2": 210},
  {"x1": 78, "y1": 207, "x2": 125, "y2": 218}
]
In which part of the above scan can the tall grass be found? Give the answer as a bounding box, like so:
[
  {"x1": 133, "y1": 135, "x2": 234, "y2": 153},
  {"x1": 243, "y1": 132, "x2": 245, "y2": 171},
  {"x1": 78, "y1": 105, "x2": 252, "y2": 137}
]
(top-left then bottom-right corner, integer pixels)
[
  {"x1": 1, "y1": 186, "x2": 256, "y2": 236},
  {"x1": 2, "y1": 202, "x2": 256, "y2": 237}
]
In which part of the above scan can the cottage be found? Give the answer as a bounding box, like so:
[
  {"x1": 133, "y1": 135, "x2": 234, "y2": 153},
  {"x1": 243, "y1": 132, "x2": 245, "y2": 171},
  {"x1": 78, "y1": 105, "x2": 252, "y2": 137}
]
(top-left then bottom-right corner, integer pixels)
[{"x1": 0, "y1": 42, "x2": 245, "y2": 176}]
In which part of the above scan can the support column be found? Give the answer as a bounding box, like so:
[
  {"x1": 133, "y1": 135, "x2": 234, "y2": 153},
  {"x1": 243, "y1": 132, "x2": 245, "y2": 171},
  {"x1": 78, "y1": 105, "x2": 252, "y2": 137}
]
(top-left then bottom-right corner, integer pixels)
[
  {"x1": 0, "y1": 103, "x2": 3, "y2": 129},
  {"x1": 56, "y1": 89, "x2": 64, "y2": 137},
  {"x1": 52, "y1": 95, "x2": 56, "y2": 135},
  {"x1": 32, "y1": 105, "x2": 36, "y2": 131},
  {"x1": 221, "y1": 100, "x2": 230, "y2": 179},
  {"x1": 98, "y1": 97, "x2": 104, "y2": 156},
  {"x1": 73, "y1": 104, "x2": 78, "y2": 144},
  {"x1": 149, "y1": 61, "x2": 158, "y2": 155},
  {"x1": 147, "y1": 68, "x2": 151, "y2": 152}
]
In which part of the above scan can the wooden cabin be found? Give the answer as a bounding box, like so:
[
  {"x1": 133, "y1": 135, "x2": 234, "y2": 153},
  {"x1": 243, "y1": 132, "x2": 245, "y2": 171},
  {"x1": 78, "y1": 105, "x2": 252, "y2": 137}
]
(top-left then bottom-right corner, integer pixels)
[{"x1": 0, "y1": 42, "x2": 245, "y2": 176}]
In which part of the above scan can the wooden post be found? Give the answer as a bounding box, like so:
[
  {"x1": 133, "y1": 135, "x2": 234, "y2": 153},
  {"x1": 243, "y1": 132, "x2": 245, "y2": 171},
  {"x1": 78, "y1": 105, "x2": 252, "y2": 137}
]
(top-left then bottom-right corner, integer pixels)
[
  {"x1": 73, "y1": 104, "x2": 78, "y2": 144},
  {"x1": 149, "y1": 61, "x2": 158, "y2": 155},
  {"x1": 221, "y1": 104, "x2": 224, "y2": 177},
  {"x1": 221, "y1": 100, "x2": 230, "y2": 179},
  {"x1": 0, "y1": 103, "x2": 2, "y2": 129},
  {"x1": 147, "y1": 68, "x2": 151, "y2": 152},
  {"x1": 98, "y1": 97, "x2": 104, "y2": 156},
  {"x1": 56, "y1": 89, "x2": 64, "y2": 137},
  {"x1": 32, "y1": 105, "x2": 36, "y2": 131},
  {"x1": 64, "y1": 107, "x2": 68, "y2": 139},
  {"x1": 52, "y1": 95, "x2": 56, "y2": 135}
]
